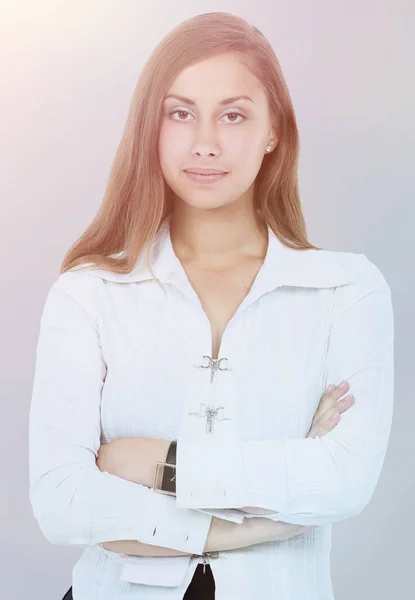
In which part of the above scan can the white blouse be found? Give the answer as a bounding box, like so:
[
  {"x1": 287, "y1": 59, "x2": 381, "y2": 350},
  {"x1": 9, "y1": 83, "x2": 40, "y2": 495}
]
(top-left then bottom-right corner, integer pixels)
[{"x1": 29, "y1": 216, "x2": 394, "y2": 599}]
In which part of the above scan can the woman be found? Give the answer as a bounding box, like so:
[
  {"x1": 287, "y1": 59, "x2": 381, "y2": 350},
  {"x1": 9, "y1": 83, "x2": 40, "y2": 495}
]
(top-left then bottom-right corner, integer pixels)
[{"x1": 29, "y1": 12, "x2": 394, "y2": 600}]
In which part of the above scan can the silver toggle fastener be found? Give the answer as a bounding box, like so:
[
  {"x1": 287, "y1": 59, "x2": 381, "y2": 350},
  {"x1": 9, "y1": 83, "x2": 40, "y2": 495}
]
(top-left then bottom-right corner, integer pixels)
[
  {"x1": 190, "y1": 551, "x2": 220, "y2": 574},
  {"x1": 188, "y1": 403, "x2": 231, "y2": 434},
  {"x1": 193, "y1": 355, "x2": 232, "y2": 383}
]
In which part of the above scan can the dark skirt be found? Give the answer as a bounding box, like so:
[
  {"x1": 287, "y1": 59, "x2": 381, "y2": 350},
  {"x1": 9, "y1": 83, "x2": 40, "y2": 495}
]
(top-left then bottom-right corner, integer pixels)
[
  {"x1": 183, "y1": 563, "x2": 215, "y2": 599},
  {"x1": 62, "y1": 563, "x2": 215, "y2": 599}
]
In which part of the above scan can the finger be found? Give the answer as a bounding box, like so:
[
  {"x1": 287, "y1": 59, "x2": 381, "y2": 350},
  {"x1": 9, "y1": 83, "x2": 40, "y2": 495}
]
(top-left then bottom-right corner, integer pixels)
[
  {"x1": 317, "y1": 394, "x2": 354, "y2": 422},
  {"x1": 308, "y1": 412, "x2": 339, "y2": 438},
  {"x1": 310, "y1": 419, "x2": 338, "y2": 438},
  {"x1": 318, "y1": 382, "x2": 350, "y2": 412},
  {"x1": 335, "y1": 394, "x2": 355, "y2": 413},
  {"x1": 325, "y1": 381, "x2": 350, "y2": 401},
  {"x1": 312, "y1": 386, "x2": 348, "y2": 426},
  {"x1": 309, "y1": 404, "x2": 343, "y2": 437},
  {"x1": 309, "y1": 383, "x2": 353, "y2": 438}
]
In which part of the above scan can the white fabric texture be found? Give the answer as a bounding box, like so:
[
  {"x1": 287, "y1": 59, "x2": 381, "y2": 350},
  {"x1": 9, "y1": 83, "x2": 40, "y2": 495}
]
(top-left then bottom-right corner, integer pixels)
[{"x1": 29, "y1": 216, "x2": 394, "y2": 599}]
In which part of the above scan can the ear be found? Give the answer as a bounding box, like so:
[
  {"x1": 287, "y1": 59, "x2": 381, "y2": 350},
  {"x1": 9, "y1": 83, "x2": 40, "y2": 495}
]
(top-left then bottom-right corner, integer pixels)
[{"x1": 269, "y1": 124, "x2": 279, "y2": 146}]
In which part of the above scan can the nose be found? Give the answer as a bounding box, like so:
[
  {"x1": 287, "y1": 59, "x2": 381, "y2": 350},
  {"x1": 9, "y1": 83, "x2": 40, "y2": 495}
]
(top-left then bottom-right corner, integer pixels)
[
  {"x1": 191, "y1": 128, "x2": 220, "y2": 159},
  {"x1": 192, "y1": 149, "x2": 218, "y2": 158},
  {"x1": 192, "y1": 144, "x2": 219, "y2": 158}
]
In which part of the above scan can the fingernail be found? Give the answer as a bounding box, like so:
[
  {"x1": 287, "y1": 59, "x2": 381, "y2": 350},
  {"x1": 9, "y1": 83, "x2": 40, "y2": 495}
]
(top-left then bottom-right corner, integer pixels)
[
  {"x1": 327, "y1": 384, "x2": 335, "y2": 392},
  {"x1": 338, "y1": 380, "x2": 347, "y2": 388}
]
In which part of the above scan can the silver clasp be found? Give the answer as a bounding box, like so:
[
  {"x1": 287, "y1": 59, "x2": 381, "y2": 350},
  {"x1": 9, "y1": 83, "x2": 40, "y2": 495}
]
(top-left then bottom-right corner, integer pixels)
[
  {"x1": 188, "y1": 403, "x2": 231, "y2": 434},
  {"x1": 190, "y1": 551, "x2": 220, "y2": 574},
  {"x1": 193, "y1": 355, "x2": 232, "y2": 383}
]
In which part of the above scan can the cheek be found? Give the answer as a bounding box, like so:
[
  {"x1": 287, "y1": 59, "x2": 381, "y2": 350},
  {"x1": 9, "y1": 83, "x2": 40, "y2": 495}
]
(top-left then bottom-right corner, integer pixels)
[
  {"x1": 231, "y1": 143, "x2": 264, "y2": 175},
  {"x1": 159, "y1": 128, "x2": 189, "y2": 170},
  {"x1": 227, "y1": 127, "x2": 264, "y2": 158}
]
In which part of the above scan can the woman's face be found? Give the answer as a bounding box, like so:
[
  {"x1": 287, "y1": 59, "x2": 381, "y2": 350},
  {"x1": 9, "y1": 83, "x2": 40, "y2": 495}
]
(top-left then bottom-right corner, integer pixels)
[{"x1": 158, "y1": 53, "x2": 275, "y2": 212}]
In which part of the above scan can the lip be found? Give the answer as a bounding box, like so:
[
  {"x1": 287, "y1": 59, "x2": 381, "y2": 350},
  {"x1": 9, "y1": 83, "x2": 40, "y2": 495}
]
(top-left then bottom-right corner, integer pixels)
[
  {"x1": 184, "y1": 169, "x2": 228, "y2": 174},
  {"x1": 184, "y1": 171, "x2": 228, "y2": 183}
]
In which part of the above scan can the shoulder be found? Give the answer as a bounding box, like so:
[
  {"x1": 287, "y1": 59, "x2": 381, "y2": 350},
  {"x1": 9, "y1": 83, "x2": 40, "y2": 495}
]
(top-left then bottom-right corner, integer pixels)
[
  {"x1": 323, "y1": 249, "x2": 391, "y2": 294},
  {"x1": 321, "y1": 250, "x2": 393, "y2": 326},
  {"x1": 46, "y1": 266, "x2": 103, "y2": 321}
]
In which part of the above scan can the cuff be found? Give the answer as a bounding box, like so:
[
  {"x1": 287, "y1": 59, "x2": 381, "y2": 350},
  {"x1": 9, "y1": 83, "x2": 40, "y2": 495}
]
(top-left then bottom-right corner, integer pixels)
[
  {"x1": 175, "y1": 436, "x2": 289, "y2": 514},
  {"x1": 138, "y1": 488, "x2": 213, "y2": 554},
  {"x1": 175, "y1": 434, "x2": 245, "y2": 509},
  {"x1": 242, "y1": 438, "x2": 289, "y2": 513}
]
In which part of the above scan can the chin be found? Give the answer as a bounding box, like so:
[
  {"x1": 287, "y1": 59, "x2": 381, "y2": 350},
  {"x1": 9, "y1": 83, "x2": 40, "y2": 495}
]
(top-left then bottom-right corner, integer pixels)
[{"x1": 181, "y1": 195, "x2": 235, "y2": 210}]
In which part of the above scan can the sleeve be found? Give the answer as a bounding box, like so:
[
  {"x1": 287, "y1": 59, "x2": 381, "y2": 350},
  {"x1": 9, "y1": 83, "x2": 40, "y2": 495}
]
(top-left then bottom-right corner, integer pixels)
[
  {"x1": 175, "y1": 255, "x2": 394, "y2": 526},
  {"x1": 28, "y1": 273, "x2": 212, "y2": 553}
]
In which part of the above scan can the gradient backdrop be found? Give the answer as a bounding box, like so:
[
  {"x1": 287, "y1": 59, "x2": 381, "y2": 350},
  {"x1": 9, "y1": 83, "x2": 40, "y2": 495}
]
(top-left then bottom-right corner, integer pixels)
[{"x1": 1, "y1": 1, "x2": 414, "y2": 599}]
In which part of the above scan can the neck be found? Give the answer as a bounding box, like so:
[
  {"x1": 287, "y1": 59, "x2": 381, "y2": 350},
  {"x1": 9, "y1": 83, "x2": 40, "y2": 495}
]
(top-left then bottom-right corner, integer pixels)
[{"x1": 169, "y1": 205, "x2": 268, "y2": 270}]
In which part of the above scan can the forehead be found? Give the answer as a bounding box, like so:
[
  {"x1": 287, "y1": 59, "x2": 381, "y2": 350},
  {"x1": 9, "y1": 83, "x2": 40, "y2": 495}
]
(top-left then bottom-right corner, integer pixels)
[{"x1": 165, "y1": 54, "x2": 265, "y2": 103}]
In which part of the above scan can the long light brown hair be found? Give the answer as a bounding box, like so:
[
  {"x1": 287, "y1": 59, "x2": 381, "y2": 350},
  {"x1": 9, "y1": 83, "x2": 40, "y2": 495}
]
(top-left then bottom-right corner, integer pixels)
[{"x1": 61, "y1": 12, "x2": 321, "y2": 282}]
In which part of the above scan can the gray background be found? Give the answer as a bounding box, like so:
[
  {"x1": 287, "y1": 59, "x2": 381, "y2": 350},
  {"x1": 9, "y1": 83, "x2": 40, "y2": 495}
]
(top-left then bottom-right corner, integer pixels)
[{"x1": 1, "y1": 1, "x2": 414, "y2": 598}]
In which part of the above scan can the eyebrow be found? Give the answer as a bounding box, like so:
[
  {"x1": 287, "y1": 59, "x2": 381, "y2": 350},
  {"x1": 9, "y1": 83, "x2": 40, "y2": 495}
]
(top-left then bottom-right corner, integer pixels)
[{"x1": 163, "y1": 94, "x2": 255, "y2": 106}]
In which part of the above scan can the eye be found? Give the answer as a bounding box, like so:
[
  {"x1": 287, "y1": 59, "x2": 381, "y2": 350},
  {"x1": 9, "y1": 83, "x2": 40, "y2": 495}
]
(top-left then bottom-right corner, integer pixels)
[
  {"x1": 169, "y1": 110, "x2": 246, "y2": 123},
  {"x1": 222, "y1": 111, "x2": 246, "y2": 123}
]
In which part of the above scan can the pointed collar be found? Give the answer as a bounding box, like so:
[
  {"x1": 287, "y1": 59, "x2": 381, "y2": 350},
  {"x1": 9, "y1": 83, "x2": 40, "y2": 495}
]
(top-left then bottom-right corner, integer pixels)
[{"x1": 82, "y1": 216, "x2": 354, "y2": 290}]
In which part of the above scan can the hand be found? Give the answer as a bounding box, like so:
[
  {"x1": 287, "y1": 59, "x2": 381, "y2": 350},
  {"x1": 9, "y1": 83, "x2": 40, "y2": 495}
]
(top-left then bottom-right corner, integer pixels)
[
  {"x1": 96, "y1": 438, "x2": 170, "y2": 487},
  {"x1": 307, "y1": 381, "x2": 355, "y2": 438}
]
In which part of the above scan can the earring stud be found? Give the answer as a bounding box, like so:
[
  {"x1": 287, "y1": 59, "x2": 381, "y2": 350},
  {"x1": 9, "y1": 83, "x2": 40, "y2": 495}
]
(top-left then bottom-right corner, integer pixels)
[{"x1": 266, "y1": 145, "x2": 271, "y2": 152}]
